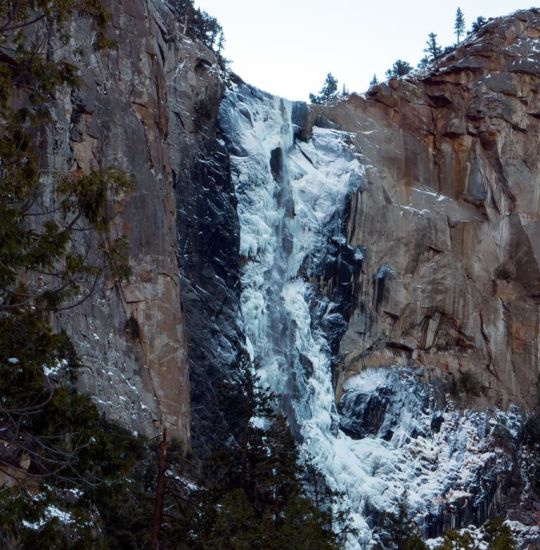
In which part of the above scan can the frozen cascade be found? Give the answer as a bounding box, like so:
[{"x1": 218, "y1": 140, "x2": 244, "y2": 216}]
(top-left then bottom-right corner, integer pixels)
[{"x1": 219, "y1": 84, "x2": 524, "y2": 548}]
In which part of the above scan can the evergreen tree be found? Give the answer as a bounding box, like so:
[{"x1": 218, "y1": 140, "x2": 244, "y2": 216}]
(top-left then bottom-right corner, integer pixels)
[
  {"x1": 198, "y1": 489, "x2": 265, "y2": 549},
  {"x1": 454, "y1": 8, "x2": 465, "y2": 43},
  {"x1": 414, "y1": 517, "x2": 518, "y2": 550},
  {"x1": 163, "y1": 364, "x2": 339, "y2": 549},
  {"x1": 370, "y1": 74, "x2": 379, "y2": 87},
  {"x1": 423, "y1": 32, "x2": 443, "y2": 61},
  {"x1": 470, "y1": 16, "x2": 487, "y2": 34},
  {"x1": 483, "y1": 517, "x2": 518, "y2": 550},
  {"x1": 301, "y1": 459, "x2": 358, "y2": 545},
  {"x1": 437, "y1": 529, "x2": 473, "y2": 550},
  {"x1": 172, "y1": 0, "x2": 225, "y2": 53},
  {"x1": 385, "y1": 60, "x2": 413, "y2": 79},
  {"x1": 276, "y1": 497, "x2": 338, "y2": 550},
  {"x1": 373, "y1": 491, "x2": 428, "y2": 550},
  {"x1": 310, "y1": 73, "x2": 339, "y2": 105},
  {"x1": 417, "y1": 56, "x2": 430, "y2": 70}
]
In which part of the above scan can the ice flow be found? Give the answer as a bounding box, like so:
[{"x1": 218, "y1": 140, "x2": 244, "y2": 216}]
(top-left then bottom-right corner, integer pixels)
[{"x1": 219, "y1": 83, "x2": 522, "y2": 549}]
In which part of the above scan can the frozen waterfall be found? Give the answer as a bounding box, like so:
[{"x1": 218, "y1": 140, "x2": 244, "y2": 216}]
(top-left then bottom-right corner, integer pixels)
[{"x1": 218, "y1": 83, "x2": 523, "y2": 548}]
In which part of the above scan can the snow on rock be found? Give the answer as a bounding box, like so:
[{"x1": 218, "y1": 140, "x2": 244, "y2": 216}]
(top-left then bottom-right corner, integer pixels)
[
  {"x1": 506, "y1": 520, "x2": 540, "y2": 549},
  {"x1": 339, "y1": 369, "x2": 523, "y2": 532},
  {"x1": 43, "y1": 358, "x2": 69, "y2": 377}
]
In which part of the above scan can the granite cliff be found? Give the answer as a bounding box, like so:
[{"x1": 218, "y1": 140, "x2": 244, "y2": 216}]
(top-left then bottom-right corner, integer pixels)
[
  {"x1": 49, "y1": 0, "x2": 229, "y2": 450},
  {"x1": 39, "y1": 1, "x2": 539, "y2": 545},
  {"x1": 315, "y1": 10, "x2": 540, "y2": 413}
]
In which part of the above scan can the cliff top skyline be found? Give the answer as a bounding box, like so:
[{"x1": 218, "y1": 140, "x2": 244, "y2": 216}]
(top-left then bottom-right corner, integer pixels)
[{"x1": 196, "y1": 0, "x2": 533, "y2": 100}]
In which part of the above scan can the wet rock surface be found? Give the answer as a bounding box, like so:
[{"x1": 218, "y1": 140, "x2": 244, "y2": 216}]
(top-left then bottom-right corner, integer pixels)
[{"x1": 176, "y1": 117, "x2": 244, "y2": 457}]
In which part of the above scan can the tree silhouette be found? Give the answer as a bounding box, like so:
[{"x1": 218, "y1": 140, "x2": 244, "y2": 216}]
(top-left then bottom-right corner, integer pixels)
[
  {"x1": 161, "y1": 364, "x2": 340, "y2": 548},
  {"x1": 172, "y1": 0, "x2": 224, "y2": 53},
  {"x1": 424, "y1": 32, "x2": 443, "y2": 60},
  {"x1": 386, "y1": 60, "x2": 413, "y2": 79},
  {"x1": 455, "y1": 8, "x2": 466, "y2": 43},
  {"x1": 310, "y1": 73, "x2": 339, "y2": 105},
  {"x1": 470, "y1": 16, "x2": 487, "y2": 34}
]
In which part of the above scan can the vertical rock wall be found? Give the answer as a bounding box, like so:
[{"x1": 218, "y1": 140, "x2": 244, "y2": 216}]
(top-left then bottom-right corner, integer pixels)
[
  {"x1": 314, "y1": 10, "x2": 540, "y2": 412},
  {"x1": 39, "y1": 6, "x2": 539, "y2": 529},
  {"x1": 47, "y1": 0, "x2": 226, "y2": 449}
]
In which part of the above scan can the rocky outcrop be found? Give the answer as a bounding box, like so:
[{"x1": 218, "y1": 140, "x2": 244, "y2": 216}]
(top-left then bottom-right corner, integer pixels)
[
  {"x1": 313, "y1": 10, "x2": 540, "y2": 413},
  {"x1": 287, "y1": 12, "x2": 540, "y2": 537}
]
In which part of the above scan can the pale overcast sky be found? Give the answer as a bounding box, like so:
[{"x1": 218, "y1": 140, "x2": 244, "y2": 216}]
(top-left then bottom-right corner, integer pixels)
[{"x1": 195, "y1": 0, "x2": 536, "y2": 101}]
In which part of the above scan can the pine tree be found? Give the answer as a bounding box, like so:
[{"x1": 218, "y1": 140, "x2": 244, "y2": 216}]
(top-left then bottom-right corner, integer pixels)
[
  {"x1": 373, "y1": 491, "x2": 428, "y2": 550},
  {"x1": 310, "y1": 73, "x2": 339, "y2": 105},
  {"x1": 385, "y1": 60, "x2": 413, "y2": 79},
  {"x1": 172, "y1": 0, "x2": 224, "y2": 53},
  {"x1": 483, "y1": 517, "x2": 518, "y2": 550},
  {"x1": 370, "y1": 74, "x2": 379, "y2": 87},
  {"x1": 417, "y1": 56, "x2": 430, "y2": 70},
  {"x1": 277, "y1": 497, "x2": 338, "y2": 550},
  {"x1": 454, "y1": 8, "x2": 465, "y2": 43},
  {"x1": 167, "y1": 364, "x2": 339, "y2": 548},
  {"x1": 470, "y1": 16, "x2": 487, "y2": 34},
  {"x1": 437, "y1": 529, "x2": 474, "y2": 550},
  {"x1": 424, "y1": 32, "x2": 443, "y2": 61}
]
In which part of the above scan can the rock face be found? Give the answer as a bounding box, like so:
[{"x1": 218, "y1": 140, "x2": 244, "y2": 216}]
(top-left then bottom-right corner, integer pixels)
[
  {"x1": 314, "y1": 10, "x2": 540, "y2": 412},
  {"x1": 175, "y1": 76, "x2": 244, "y2": 456},
  {"x1": 40, "y1": 1, "x2": 539, "y2": 542},
  {"x1": 213, "y1": 16, "x2": 540, "y2": 535},
  {"x1": 47, "y1": 0, "x2": 229, "y2": 449},
  {"x1": 302, "y1": 14, "x2": 540, "y2": 538}
]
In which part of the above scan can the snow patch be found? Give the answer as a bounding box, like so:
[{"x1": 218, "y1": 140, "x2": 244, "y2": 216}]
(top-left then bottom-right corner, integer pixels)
[
  {"x1": 22, "y1": 504, "x2": 75, "y2": 530},
  {"x1": 43, "y1": 358, "x2": 68, "y2": 377}
]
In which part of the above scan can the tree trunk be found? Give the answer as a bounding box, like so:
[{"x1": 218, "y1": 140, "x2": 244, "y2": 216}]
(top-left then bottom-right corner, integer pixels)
[{"x1": 151, "y1": 428, "x2": 167, "y2": 550}]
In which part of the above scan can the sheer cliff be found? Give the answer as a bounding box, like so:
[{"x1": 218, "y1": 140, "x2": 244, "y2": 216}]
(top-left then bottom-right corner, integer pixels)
[
  {"x1": 315, "y1": 10, "x2": 540, "y2": 413},
  {"x1": 41, "y1": 2, "x2": 540, "y2": 546},
  {"x1": 49, "y1": 0, "x2": 231, "y2": 450}
]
